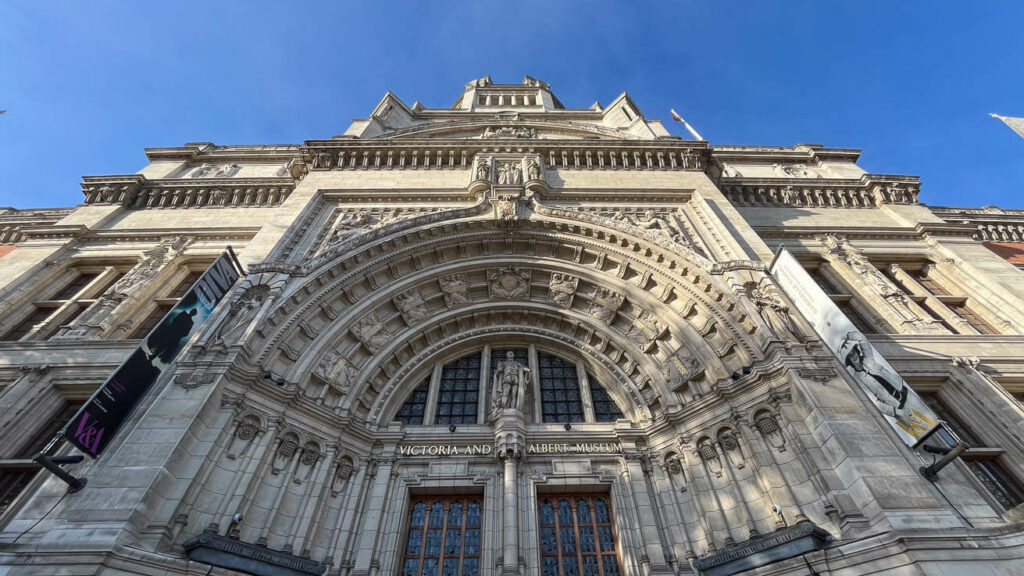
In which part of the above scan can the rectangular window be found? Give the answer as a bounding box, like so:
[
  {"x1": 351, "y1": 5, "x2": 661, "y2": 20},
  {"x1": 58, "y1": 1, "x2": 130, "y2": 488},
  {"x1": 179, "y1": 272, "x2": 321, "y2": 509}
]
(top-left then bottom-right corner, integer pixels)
[
  {"x1": 538, "y1": 494, "x2": 621, "y2": 576},
  {"x1": 947, "y1": 302, "x2": 997, "y2": 334},
  {"x1": 0, "y1": 401, "x2": 81, "y2": 516},
  {"x1": 50, "y1": 273, "x2": 100, "y2": 300},
  {"x1": 402, "y1": 496, "x2": 482, "y2": 576},
  {"x1": 967, "y1": 460, "x2": 1024, "y2": 509},
  {"x1": 539, "y1": 354, "x2": 583, "y2": 423},
  {"x1": 130, "y1": 304, "x2": 175, "y2": 339},
  {"x1": 1, "y1": 307, "x2": 54, "y2": 341}
]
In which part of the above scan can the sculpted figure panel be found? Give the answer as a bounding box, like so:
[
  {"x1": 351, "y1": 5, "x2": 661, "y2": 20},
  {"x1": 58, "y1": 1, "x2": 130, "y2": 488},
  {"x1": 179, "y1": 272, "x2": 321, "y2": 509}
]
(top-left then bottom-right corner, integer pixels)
[
  {"x1": 626, "y1": 309, "x2": 666, "y2": 352},
  {"x1": 748, "y1": 283, "x2": 802, "y2": 342},
  {"x1": 439, "y1": 274, "x2": 470, "y2": 308},
  {"x1": 352, "y1": 313, "x2": 391, "y2": 354},
  {"x1": 315, "y1": 350, "x2": 358, "y2": 392},
  {"x1": 548, "y1": 273, "x2": 579, "y2": 308},
  {"x1": 393, "y1": 289, "x2": 430, "y2": 326},
  {"x1": 589, "y1": 287, "x2": 624, "y2": 324}
]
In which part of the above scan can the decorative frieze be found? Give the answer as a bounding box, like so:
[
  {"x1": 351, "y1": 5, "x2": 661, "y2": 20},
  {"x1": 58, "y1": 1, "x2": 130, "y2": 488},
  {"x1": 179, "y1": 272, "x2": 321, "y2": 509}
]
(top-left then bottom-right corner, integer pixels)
[
  {"x1": 82, "y1": 175, "x2": 295, "y2": 209},
  {"x1": 721, "y1": 175, "x2": 920, "y2": 208}
]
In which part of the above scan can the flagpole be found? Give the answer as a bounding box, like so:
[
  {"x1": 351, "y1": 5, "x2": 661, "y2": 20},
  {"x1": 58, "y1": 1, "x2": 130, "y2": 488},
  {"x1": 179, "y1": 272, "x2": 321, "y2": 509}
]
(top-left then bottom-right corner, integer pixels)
[{"x1": 670, "y1": 108, "x2": 704, "y2": 141}]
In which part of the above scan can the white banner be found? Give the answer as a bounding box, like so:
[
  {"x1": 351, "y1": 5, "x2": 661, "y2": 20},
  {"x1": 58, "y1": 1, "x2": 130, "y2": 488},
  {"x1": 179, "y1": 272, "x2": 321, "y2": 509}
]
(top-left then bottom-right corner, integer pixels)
[{"x1": 769, "y1": 249, "x2": 941, "y2": 447}]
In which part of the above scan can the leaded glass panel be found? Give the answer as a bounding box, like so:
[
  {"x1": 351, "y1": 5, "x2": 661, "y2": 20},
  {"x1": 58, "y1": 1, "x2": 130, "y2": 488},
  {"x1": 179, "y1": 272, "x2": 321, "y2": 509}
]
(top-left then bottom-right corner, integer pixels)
[
  {"x1": 396, "y1": 379, "x2": 430, "y2": 425},
  {"x1": 403, "y1": 496, "x2": 483, "y2": 576},
  {"x1": 436, "y1": 354, "x2": 481, "y2": 425},
  {"x1": 539, "y1": 354, "x2": 584, "y2": 423},
  {"x1": 536, "y1": 495, "x2": 620, "y2": 576},
  {"x1": 587, "y1": 374, "x2": 623, "y2": 421}
]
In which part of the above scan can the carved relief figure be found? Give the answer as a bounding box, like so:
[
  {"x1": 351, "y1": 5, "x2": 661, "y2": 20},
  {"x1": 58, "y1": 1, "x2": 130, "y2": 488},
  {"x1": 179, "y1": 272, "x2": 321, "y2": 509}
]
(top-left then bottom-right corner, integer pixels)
[
  {"x1": 352, "y1": 313, "x2": 392, "y2": 354},
  {"x1": 190, "y1": 163, "x2": 215, "y2": 178},
  {"x1": 748, "y1": 283, "x2": 802, "y2": 342},
  {"x1": 548, "y1": 273, "x2": 579, "y2": 308},
  {"x1": 111, "y1": 237, "x2": 192, "y2": 295},
  {"x1": 488, "y1": 267, "x2": 530, "y2": 299},
  {"x1": 495, "y1": 197, "x2": 517, "y2": 223},
  {"x1": 496, "y1": 161, "x2": 522, "y2": 185},
  {"x1": 626, "y1": 309, "x2": 666, "y2": 351},
  {"x1": 589, "y1": 287, "x2": 624, "y2": 324},
  {"x1": 393, "y1": 289, "x2": 430, "y2": 326},
  {"x1": 439, "y1": 274, "x2": 470, "y2": 308},
  {"x1": 491, "y1": 351, "x2": 529, "y2": 414},
  {"x1": 215, "y1": 163, "x2": 241, "y2": 177},
  {"x1": 325, "y1": 211, "x2": 376, "y2": 247},
  {"x1": 315, "y1": 350, "x2": 358, "y2": 392},
  {"x1": 211, "y1": 285, "x2": 268, "y2": 347}
]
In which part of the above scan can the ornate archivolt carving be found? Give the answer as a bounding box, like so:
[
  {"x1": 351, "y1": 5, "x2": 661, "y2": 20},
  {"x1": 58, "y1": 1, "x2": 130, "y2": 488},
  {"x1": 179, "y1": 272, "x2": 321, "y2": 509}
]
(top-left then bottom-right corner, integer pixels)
[
  {"x1": 393, "y1": 288, "x2": 430, "y2": 326},
  {"x1": 548, "y1": 273, "x2": 579, "y2": 308},
  {"x1": 351, "y1": 313, "x2": 391, "y2": 354},
  {"x1": 625, "y1": 310, "x2": 667, "y2": 352},
  {"x1": 439, "y1": 273, "x2": 471, "y2": 308},
  {"x1": 487, "y1": 266, "x2": 531, "y2": 300},
  {"x1": 314, "y1": 349, "x2": 357, "y2": 393},
  {"x1": 588, "y1": 287, "x2": 624, "y2": 324}
]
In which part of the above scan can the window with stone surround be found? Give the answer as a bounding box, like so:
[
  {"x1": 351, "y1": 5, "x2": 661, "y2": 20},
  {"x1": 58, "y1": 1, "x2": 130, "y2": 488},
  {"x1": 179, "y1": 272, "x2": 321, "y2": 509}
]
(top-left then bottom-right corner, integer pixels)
[
  {"x1": 391, "y1": 346, "x2": 625, "y2": 426},
  {"x1": 919, "y1": 392, "x2": 1024, "y2": 510},
  {"x1": 886, "y1": 263, "x2": 1000, "y2": 335},
  {"x1": 0, "y1": 267, "x2": 124, "y2": 341},
  {"x1": 0, "y1": 401, "x2": 81, "y2": 517},
  {"x1": 128, "y1": 268, "x2": 206, "y2": 338},
  {"x1": 401, "y1": 496, "x2": 482, "y2": 576},
  {"x1": 538, "y1": 494, "x2": 621, "y2": 576},
  {"x1": 805, "y1": 264, "x2": 875, "y2": 333}
]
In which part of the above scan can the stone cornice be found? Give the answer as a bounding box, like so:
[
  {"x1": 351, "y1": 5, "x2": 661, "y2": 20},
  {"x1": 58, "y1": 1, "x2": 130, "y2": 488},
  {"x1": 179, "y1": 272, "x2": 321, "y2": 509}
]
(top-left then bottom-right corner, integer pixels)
[
  {"x1": 710, "y1": 144, "x2": 861, "y2": 163},
  {"x1": 82, "y1": 174, "x2": 295, "y2": 209},
  {"x1": 721, "y1": 174, "x2": 920, "y2": 208},
  {"x1": 144, "y1": 142, "x2": 303, "y2": 162}
]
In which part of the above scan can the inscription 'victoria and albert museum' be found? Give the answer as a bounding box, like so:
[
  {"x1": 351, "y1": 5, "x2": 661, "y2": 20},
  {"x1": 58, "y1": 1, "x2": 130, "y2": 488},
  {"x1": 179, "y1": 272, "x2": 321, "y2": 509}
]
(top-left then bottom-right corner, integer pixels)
[{"x1": 397, "y1": 442, "x2": 622, "y2": 456}]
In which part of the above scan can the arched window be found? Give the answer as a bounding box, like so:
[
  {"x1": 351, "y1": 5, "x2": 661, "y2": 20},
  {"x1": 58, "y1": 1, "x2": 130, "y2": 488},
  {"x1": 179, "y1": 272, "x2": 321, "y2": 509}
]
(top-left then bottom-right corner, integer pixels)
[
  {"x1": 588, "y1": 373, "x2": 624, "y2": 422},
  {"x1": 392, "y1": 346, "x2": 626, "y2": 426},
  {"x1": 395, "y1": 378, "x2": 430, "y2": 425}
]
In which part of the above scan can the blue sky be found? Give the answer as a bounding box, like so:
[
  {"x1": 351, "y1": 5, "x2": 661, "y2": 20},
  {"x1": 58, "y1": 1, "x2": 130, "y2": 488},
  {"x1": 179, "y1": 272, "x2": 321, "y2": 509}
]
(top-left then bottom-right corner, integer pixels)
[{"x1": 2, "y1": 1, "x2": 1022, "y2": 209}]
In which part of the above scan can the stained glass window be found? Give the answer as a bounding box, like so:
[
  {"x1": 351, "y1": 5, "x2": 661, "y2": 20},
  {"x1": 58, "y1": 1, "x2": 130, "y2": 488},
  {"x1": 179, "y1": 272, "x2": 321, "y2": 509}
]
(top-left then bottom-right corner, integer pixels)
[
  {"x1": 403, "y1": 496, "x2": 482, "y2": 576},
  {"x1": 587, "y1": 374, "x2": 623, "y2": 422},
  {"x1": 539, "y1": 354, "x2": 584, "y2": 423},
  {"x1": 537, "y1": 494, "x2": 620, "y2": 576},
  {"x1": 396, "y1": 379, "x2": 430, "y2": 425},
  {"x1": 436, "y1": 354, "x2": 481, "y2": 425}
]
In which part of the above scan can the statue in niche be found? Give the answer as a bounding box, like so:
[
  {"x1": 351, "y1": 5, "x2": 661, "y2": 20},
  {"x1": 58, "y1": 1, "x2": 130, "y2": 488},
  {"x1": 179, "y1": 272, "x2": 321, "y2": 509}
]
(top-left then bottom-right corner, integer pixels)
[
  {"x1": 548, "y1": 273, "x2": 579, "y2": 308},
  {"x1": 439, "y1": 274, "x2": 470, "y2": 308},
  {"x1": 488, "y1": 266, "x2": 530, "y2": 299},
  {"x1": 315, "y1": 350, "x2": 357, "y2": 392},
  {"x1": 526, "y1": 159, "x2": 541, "y2": 181},
  {"x1": 491, "y1": 351, "x2": 529, "y2": 415},
  {"x1": 496, "y1": 161, "x2": 522, "y2": 185},
  {"x1": 393, "y1": 289, "x2": 429, "y2": 326},
  {"x1": 475, "y1": 159, "x2": 490, "y2": 181},
  {"x1": 748, "y1": 283, "x2": 802, "y2": 342}
]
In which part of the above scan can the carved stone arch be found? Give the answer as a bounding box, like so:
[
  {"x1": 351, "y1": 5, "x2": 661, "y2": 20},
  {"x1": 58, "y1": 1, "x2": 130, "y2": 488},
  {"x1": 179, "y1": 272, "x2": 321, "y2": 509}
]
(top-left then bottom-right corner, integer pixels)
[
  {"x1": 279, "y1": 254, "x2": 731, "y2": 414},
  {"x1": 376, "y1": 326, "x2": 653, "y2": 427},
  {"x1": 255, "y1": 218, "x2": 753, "y2": 361}
]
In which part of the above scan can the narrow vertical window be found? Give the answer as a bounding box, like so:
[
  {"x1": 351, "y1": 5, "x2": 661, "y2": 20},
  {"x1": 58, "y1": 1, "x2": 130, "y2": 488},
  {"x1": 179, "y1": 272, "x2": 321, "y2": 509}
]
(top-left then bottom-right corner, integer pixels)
[
  {"x1": 539, "y1": 354, "x2": 583, "y2": 423},
  {"x1": 436, "y1": 353, "x2": 481, "y2": 425}
]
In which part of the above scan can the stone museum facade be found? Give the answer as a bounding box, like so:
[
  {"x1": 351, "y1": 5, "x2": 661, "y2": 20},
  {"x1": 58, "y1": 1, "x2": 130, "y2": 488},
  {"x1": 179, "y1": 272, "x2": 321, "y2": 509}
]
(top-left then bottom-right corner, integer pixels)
[{"x1": 2, "y1": 76, "x2": 1024, "y2": 575}]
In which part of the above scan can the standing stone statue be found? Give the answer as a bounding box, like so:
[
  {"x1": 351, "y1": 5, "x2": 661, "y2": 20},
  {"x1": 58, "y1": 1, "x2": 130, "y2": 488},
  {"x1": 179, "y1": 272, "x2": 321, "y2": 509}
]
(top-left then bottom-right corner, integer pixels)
[
  {"x1": 491, "y1": 351, "x2": 529, "y2": 415},
  {"x1": 749, "y1": 284, "x2": 802, "y2": 342}
]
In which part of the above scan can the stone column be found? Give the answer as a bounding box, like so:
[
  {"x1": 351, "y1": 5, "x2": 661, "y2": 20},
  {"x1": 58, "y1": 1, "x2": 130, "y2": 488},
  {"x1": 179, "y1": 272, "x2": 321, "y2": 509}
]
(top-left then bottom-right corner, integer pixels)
[
  {"x1": 623, "y1": 452, "x2": 670, "y2": 572},
  {"x1": 327, "y1": 459, "x2": 370, "y2": 569},
  {"x1": 352, "y1": 457, "x2": 396, "y2": 576},
  {"x1": 679, "y1": 437, "x2": 722, "y2": 552},
  {"x1": 497, "y1": 438, "x2": 522, "y2": 575},
  {"x1": 649, "y1": 456, "x2": 696, "y2": 568}
]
